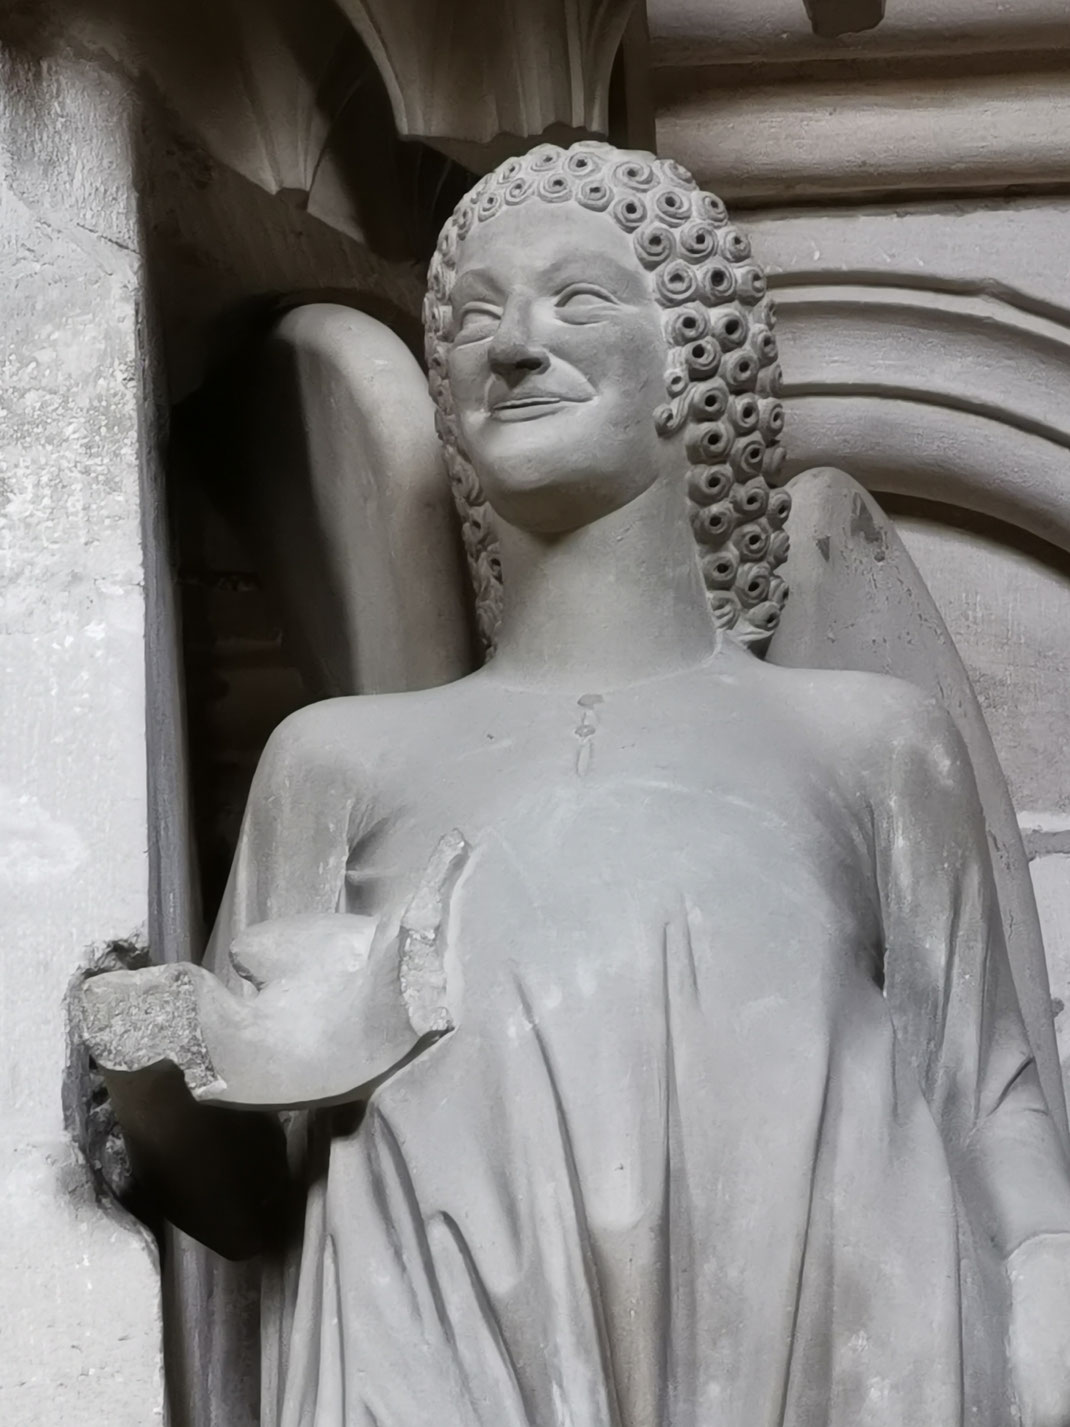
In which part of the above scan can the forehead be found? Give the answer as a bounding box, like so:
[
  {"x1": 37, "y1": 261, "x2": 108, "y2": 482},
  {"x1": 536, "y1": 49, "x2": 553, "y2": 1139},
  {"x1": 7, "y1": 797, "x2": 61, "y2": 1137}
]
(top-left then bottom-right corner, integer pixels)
[{"x1": 452, "y1": 201, "x2": 646, "y2": 296}]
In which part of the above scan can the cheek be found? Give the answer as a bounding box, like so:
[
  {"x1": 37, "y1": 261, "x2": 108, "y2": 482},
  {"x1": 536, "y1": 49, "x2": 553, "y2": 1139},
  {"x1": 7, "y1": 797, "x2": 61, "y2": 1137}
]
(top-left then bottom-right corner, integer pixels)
[
  {"x1": 595, "y1": 329, "x2": 667, "y2": 426},
  {"x1": 579, "y1": 310, "x2": 665, "y2": 389},
  {"x1": 446, "y1": 344, "x2": 488, "y2": 415}
]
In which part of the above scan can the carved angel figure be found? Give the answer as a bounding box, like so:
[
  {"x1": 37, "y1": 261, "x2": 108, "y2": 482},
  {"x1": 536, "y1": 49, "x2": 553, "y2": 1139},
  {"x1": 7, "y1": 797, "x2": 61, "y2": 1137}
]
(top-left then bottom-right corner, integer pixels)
[{"x1": 79, "y1": 143, "x2": 1070, "y2": 1427}]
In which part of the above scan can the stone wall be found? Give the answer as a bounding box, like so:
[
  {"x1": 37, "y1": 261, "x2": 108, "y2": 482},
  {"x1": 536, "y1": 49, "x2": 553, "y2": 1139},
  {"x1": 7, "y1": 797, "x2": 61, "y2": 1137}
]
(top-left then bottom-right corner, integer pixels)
[
  {"x1": 4, "y1": 5, "x2": 1070, "y2": 1423},
  {"x1": 0, "y1": 37, "x2": 166, "y2": 1427}
]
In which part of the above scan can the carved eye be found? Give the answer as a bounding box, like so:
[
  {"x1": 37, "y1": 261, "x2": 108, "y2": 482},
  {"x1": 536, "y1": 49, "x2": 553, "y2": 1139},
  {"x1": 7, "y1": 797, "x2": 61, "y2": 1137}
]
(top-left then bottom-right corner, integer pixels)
[
  {"x1": 555, "y1": 285, "x2": 618, "y2": 320},
  {"x1": 455, "y1": 304, "x2": 500, "y2": 340}
]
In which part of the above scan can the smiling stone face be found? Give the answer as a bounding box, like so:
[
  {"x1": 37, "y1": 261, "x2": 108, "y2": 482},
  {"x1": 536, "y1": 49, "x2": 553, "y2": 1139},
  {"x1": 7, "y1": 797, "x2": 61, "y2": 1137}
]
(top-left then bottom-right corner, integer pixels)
[
  {"x1": 425, "y1": 141, "x2": 790, "y2": 654},
  {"x1": 446, "y1": 202, "x2": 679, "y2": 534}
]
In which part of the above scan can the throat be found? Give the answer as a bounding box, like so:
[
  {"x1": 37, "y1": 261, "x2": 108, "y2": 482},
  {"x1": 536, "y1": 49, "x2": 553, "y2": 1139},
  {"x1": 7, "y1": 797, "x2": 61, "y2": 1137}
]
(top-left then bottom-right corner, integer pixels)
[{"x1": 487, "y1": 479, "x2": 720, "y2": 690}]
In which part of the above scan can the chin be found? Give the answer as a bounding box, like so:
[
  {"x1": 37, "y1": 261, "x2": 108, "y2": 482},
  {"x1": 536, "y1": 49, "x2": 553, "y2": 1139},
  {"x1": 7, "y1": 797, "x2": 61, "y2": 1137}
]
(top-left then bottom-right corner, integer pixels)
[
  {"x1": 464, "y1": 407, "x2": 660, "y2": 531},
  {"x1": 479, "y1": 462, "x2": 650, "y2": 535}
]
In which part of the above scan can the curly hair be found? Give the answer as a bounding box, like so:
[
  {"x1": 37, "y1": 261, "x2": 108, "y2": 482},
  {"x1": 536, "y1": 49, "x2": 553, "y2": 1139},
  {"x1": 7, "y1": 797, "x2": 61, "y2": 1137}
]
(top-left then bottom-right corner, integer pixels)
[{"x1": 423, "y1": 140, "x2": 789, "y2": 654}]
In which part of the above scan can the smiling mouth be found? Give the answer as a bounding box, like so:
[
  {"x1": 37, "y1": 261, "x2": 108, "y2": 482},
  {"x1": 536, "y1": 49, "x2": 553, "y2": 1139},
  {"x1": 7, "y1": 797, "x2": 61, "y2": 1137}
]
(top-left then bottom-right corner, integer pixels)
[{"x1": 490, "y1": 395, "x2": 582, "y2": 419}]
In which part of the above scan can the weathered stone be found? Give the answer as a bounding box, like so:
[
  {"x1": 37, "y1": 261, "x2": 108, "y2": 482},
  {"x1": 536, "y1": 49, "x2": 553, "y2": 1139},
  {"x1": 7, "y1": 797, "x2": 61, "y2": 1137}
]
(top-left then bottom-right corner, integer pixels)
[
  {"x1": 80, "y1": 140, "x2": 1070, "y2": 1427},
  {"x1": 0, "y1": 37, "x2": 165, "y2": 1427}
]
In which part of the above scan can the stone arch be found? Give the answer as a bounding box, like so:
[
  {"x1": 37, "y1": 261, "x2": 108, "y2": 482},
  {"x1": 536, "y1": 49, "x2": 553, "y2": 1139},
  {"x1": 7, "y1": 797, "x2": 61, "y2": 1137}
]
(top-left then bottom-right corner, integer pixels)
[{"x1": 772, "y1": 279, "x2": 1070, "y2": 549}]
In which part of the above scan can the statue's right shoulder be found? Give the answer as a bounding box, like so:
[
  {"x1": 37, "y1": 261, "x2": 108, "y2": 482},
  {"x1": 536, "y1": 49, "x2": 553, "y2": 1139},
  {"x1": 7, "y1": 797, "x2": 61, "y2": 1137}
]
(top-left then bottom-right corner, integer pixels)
[{"x1": 257, "y1": 683, "x2": 469, "y2": 781}]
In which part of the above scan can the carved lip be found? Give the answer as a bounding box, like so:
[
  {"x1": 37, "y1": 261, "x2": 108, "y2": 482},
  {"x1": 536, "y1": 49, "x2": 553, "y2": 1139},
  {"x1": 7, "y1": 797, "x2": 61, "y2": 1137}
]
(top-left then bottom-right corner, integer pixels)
[{"x1": 489, "y1": 393, "x2": 585, "y2": 420}]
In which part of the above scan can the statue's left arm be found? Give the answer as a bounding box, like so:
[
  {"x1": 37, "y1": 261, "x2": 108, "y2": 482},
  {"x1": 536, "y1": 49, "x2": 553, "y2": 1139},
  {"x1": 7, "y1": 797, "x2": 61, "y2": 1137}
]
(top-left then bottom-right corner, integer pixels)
[{"x1": 876, "y1": 687, "x2": 1070, "y2": 1426}]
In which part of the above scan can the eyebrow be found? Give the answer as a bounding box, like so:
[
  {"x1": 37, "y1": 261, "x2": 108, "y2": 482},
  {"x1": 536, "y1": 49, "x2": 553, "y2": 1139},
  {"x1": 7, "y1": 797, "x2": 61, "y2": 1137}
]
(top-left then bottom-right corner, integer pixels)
[
  {"x1": 451, "y1": 268, "x2": 505, "y2": 305},
  {"x1": 452, "y1": 251, "x2": 643, "y2": 304},
  {"x1": 542, "y1": 252, "x2": 640, "y2": 287}
]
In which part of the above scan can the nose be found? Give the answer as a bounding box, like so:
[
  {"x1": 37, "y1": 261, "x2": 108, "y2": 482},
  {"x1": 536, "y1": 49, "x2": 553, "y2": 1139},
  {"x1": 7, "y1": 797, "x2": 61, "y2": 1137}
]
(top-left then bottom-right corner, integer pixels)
[{"x1": 488, "y1": 297, "x2": 550, "y2": 381}]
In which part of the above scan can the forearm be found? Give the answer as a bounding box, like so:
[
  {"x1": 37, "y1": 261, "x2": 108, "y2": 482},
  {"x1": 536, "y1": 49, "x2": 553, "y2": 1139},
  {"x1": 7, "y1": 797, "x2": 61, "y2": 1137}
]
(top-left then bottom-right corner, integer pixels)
[
  {"x1": 77, "y1": 836, "x2": 467, "y2": 1253},
  {"x1": 79, "y1": 948, "x2": 428, "y2": 1114}
]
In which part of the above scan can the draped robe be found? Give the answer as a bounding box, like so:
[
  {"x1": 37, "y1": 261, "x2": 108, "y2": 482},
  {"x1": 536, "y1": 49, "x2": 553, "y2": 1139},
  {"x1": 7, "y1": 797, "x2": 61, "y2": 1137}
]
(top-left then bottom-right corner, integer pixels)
[{"x1": 205, "y1": 641, "x2": 1069, "y2": 1426}]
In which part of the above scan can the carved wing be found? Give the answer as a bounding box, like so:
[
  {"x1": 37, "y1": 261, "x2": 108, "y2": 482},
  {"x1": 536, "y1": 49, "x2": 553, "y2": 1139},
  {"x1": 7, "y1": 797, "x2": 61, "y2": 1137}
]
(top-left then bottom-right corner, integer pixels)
[
  {"x1": 768, "y1": 466, "x2": 1069, "y2": 1145},
  {"x1": 227, "y1": 302, "x2": 474, "y2": 698},
  {"x1": 173, "y1": 302, "x2": 477, "y2": 1427}
]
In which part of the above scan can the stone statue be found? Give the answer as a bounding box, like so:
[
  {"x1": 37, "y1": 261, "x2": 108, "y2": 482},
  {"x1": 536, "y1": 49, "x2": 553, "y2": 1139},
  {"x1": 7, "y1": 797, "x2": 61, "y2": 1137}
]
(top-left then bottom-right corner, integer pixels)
[{"x1": 78, "y1": 142, "x2": 1070, "y2": 1427}]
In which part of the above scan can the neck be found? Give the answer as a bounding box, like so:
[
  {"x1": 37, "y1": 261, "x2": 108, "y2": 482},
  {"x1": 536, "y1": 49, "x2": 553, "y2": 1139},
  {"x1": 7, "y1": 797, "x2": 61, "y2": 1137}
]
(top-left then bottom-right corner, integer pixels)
[{"x1": 487, "y1": 475, "x2": 719, "y2": 689}]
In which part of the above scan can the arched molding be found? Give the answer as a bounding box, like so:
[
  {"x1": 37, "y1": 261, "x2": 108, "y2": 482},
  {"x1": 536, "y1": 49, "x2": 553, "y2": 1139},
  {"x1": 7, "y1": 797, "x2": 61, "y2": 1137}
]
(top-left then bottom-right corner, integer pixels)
[
  {"x1": 783, "y1": 396, "x2": 1070, "y2": 552},
  {"x1": 772, "y1": 280, "x2": 1070, "y2": 551},
  {"x1": 775, "y1": 283, "x2": 1070, "y2": 444},
  {"x1": 650, "y1": 0, "x2": 1070, "y2": 67},
  {"x1": 656, "y1": 66, "x2": 1070, "y2": 205}
]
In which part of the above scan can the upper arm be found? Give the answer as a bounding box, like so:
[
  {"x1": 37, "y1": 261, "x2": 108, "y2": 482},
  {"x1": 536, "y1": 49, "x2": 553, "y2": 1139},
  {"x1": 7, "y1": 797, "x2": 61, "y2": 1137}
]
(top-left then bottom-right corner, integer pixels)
[{"x1": 205, "y1": 700, "x2": 376, "y2": 975}]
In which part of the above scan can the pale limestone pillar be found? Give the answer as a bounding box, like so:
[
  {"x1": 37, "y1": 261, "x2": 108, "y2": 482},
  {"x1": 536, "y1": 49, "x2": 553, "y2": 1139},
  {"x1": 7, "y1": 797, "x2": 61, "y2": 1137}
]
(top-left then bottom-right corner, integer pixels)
[{"x1": 0, "y1": 39, "x2": 167, "y2": 1426}]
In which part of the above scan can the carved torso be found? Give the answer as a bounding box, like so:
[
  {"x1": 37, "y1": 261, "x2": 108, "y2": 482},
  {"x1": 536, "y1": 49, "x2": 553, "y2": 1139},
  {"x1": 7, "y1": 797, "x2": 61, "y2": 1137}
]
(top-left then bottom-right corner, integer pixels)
[{"x1": 243, "y1": 645, "x2": 1012, "y2": 1427}]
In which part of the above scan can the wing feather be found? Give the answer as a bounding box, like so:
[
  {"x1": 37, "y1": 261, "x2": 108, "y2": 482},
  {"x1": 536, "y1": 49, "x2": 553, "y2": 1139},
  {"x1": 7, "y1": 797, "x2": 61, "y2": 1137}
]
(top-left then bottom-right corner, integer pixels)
[{"x1": 769, "y1": 466, "x2": 1069, "y2": 1146}]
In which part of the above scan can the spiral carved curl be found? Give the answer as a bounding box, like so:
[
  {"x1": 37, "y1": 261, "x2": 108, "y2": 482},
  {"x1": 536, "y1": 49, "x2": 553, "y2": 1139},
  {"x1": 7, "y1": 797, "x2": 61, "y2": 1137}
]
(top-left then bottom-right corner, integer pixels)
[{"x1": 424, "y1": 140, "x2": 790, "y2": 654}]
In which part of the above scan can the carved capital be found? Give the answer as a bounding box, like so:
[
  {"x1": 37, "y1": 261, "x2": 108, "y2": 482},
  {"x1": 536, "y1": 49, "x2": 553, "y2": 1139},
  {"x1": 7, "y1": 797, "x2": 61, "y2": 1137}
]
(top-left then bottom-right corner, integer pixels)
[{"x1": 336, "y1": 0, "x2": 639, "y2": 151}]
